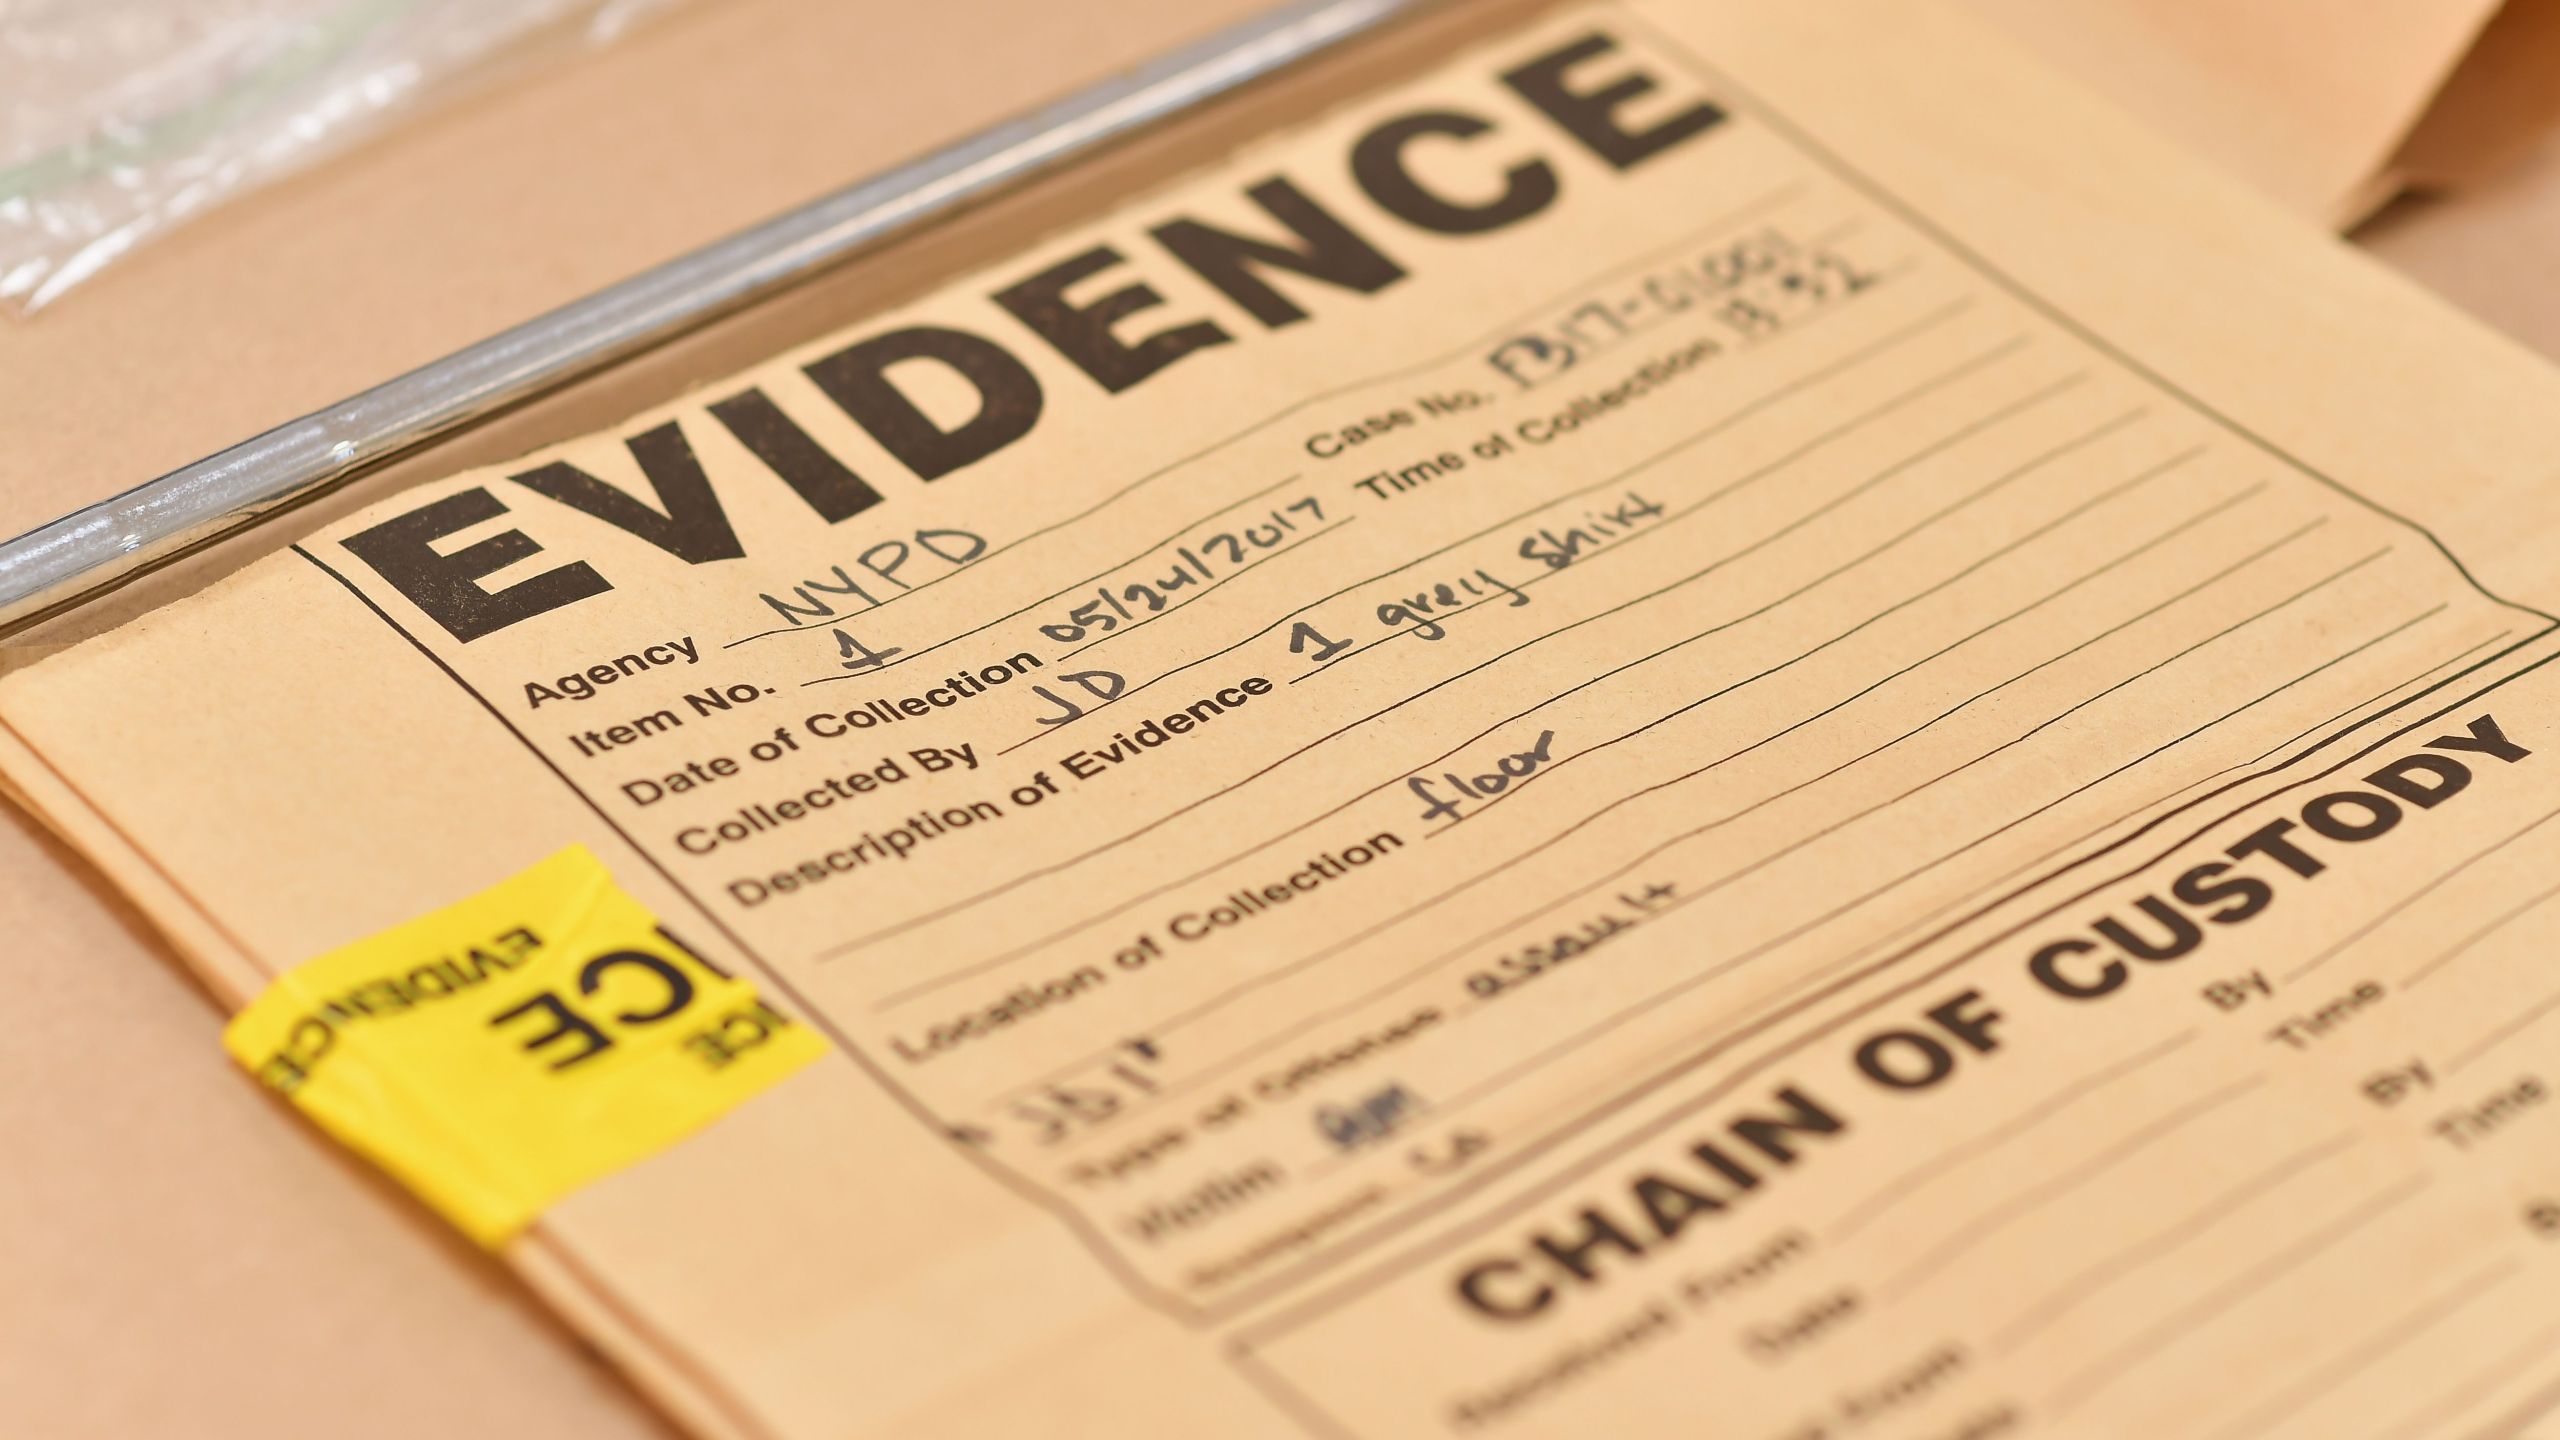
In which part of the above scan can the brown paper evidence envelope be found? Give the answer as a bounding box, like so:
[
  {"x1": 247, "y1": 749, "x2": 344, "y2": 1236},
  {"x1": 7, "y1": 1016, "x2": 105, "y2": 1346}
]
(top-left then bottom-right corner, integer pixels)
[
  {"x1": 15, "y1": 0, "x2": 2560, "y2": 1424},
  {"x1": 2, "y1": 1, "x2": 2557, "y2": 1438}
]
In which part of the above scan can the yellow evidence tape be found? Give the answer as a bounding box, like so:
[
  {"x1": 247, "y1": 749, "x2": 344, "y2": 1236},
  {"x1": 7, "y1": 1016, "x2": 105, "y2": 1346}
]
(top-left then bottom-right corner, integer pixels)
[{"x1": 223, "y1": 845, "x2": 825, "y2": 1247}]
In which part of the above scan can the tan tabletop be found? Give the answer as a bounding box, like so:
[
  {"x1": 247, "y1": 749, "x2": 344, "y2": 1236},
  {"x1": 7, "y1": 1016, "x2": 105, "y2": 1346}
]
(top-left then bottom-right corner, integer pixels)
[
  {"x1": 2364, "y1": 128, "x2": 2560, "y2": 360},
  {"x1": 1, "y1": 3, "x2": 2551, "y2": 1435}
]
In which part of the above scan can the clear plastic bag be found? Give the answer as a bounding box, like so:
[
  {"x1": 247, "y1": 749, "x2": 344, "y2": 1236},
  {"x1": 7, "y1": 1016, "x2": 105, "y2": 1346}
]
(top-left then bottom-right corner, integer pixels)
[{"x1": 0, "y1": 0, "x2": 676, "y2": 315}]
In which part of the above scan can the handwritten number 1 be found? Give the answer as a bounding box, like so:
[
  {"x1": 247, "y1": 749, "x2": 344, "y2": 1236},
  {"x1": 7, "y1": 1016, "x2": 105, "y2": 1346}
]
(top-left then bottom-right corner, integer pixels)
[{"x1": 1289, "y1": 620, "x2": 1350, "y2": 665}]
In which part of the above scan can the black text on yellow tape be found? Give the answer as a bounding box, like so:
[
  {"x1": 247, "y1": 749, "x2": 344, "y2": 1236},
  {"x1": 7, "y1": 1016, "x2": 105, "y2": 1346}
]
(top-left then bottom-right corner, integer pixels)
[{"x1": 224, "y1": 846, "x2": 824, "y2": 1246}]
